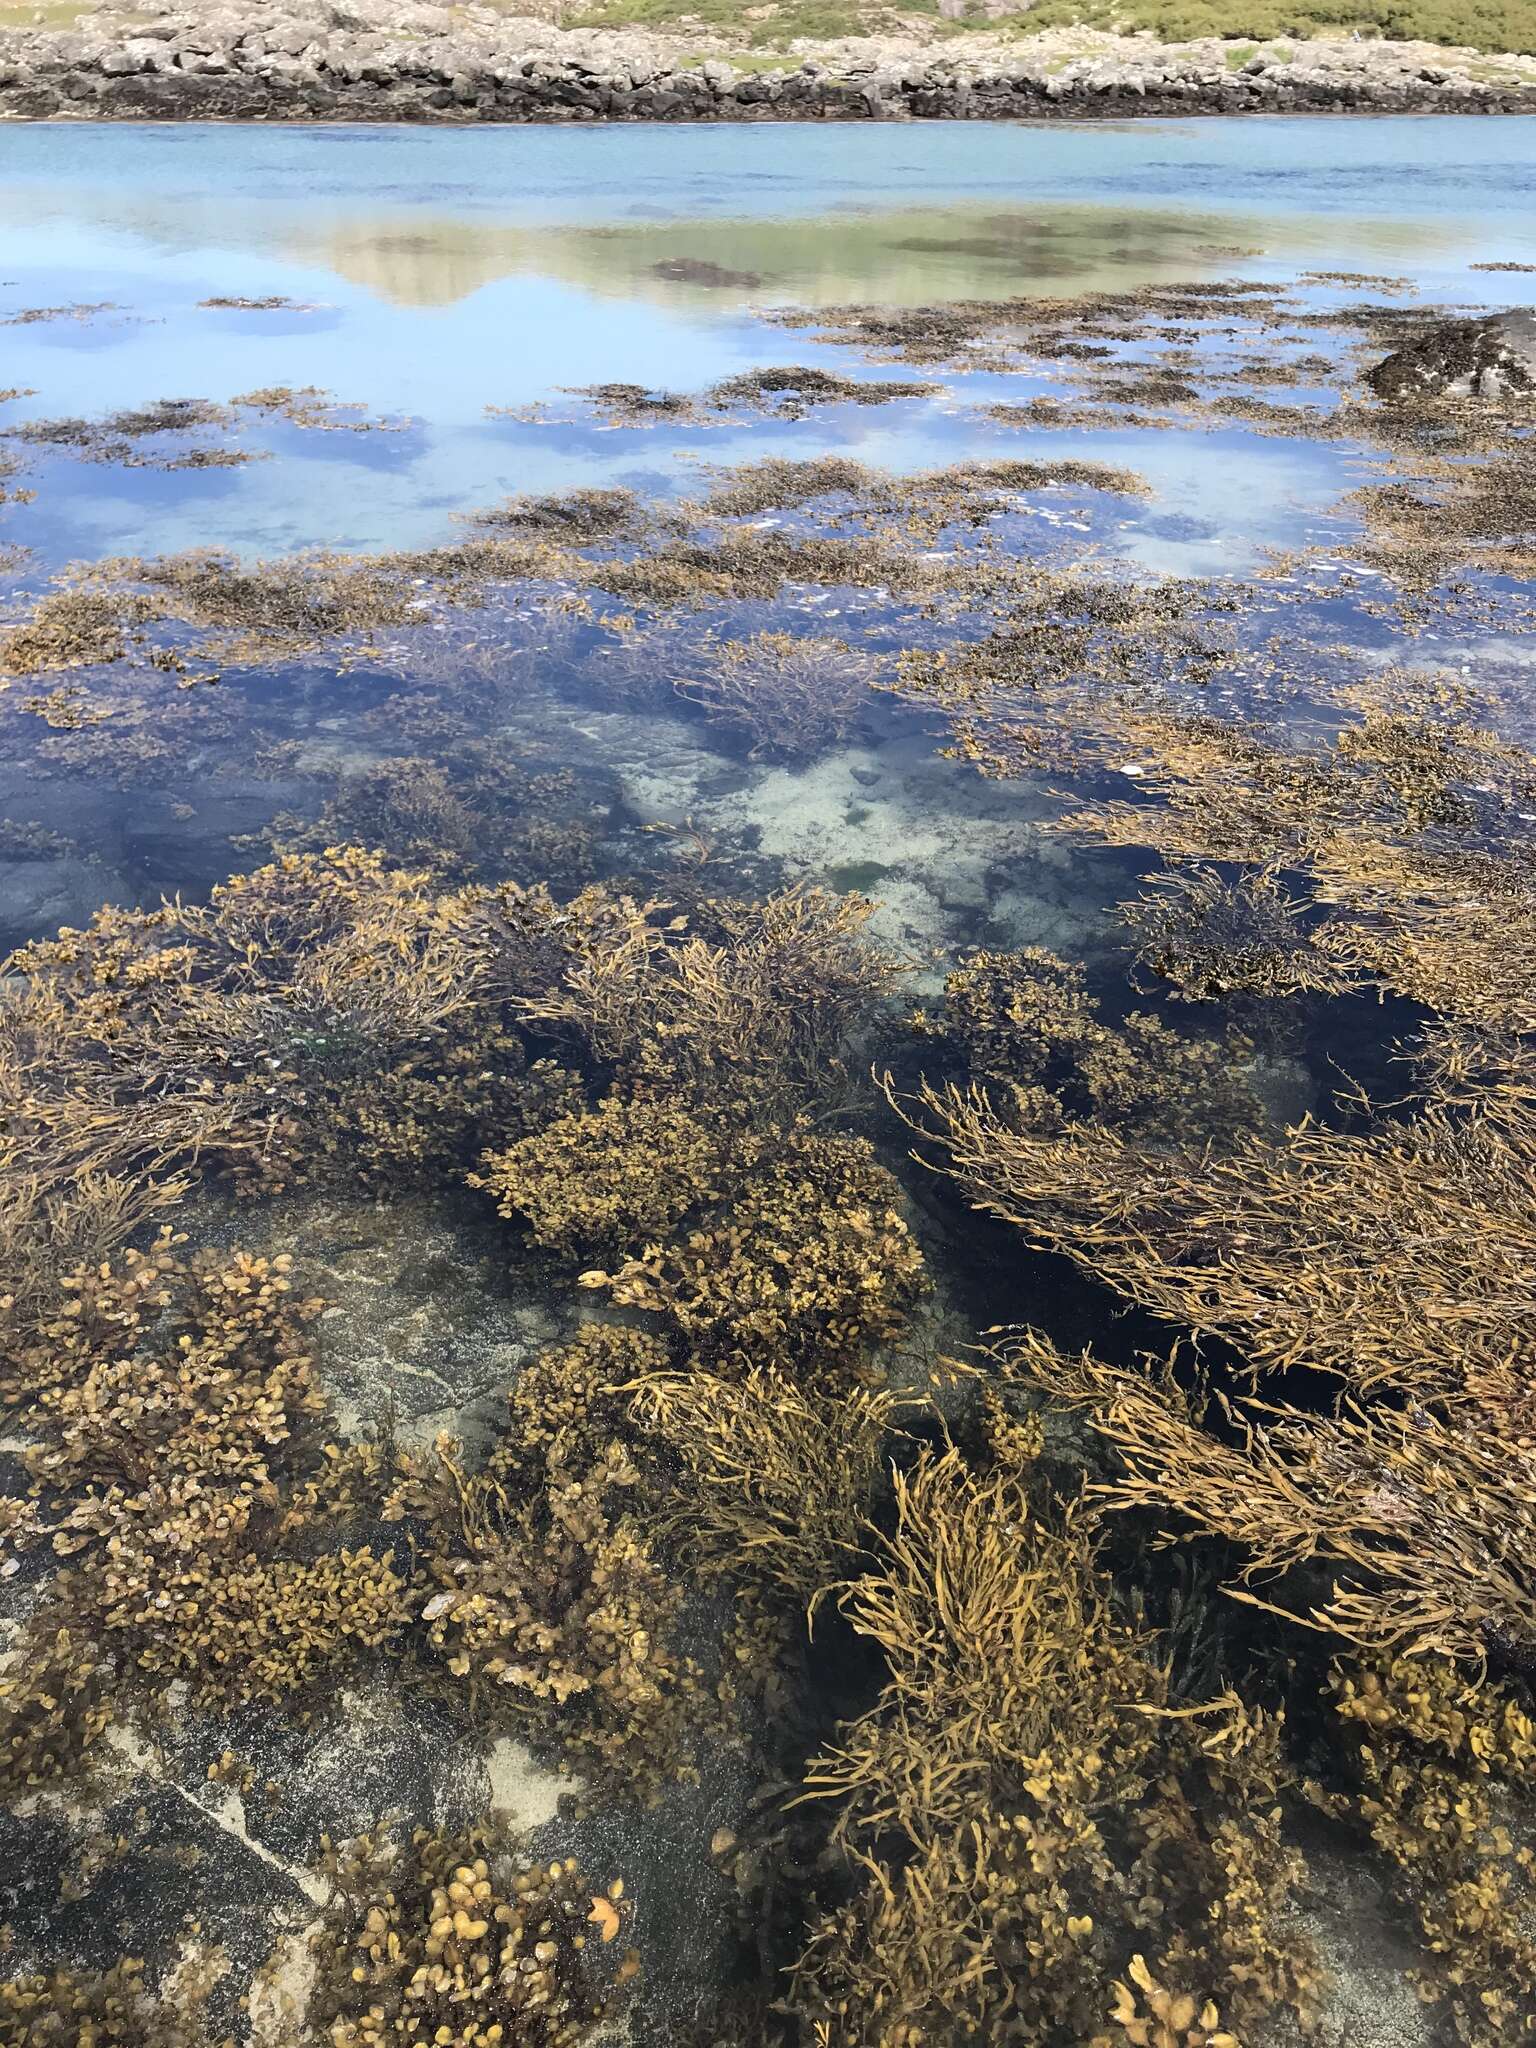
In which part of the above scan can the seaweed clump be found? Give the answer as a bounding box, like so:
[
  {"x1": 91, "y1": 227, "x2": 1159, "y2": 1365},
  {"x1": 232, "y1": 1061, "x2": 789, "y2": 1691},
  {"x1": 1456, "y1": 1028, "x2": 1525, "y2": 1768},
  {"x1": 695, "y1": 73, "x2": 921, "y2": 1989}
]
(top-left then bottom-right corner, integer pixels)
[
  {"x1": 706, "y1": 365, "x2": 941, "y2": 416},
  {"x1": 472, "y1": 884, "x2": 927, "y2": 1369},
  {"x1": 1120, "y1": 864, "x2": 1352, "y2": 1005},
  {"x1": 787, "y1": 1425, "x2": 1319, "y2": 2048},
  {"x1": 675, "y1": 631, "x2": 875, "y2": 760},
  {"x1": 0, "y1": 1958, "x2": 224, "y2": 2047},
  {"x1": 694, "y1": 453, "x2": 1146, "y2": 538},
  {"x1": 1001, "y1": 1313, "x2": 1536, "y2": 1667},
  {"x1": 630, "y1": 1367, "x2": 908, "y2": 1617},
  {"x1": 311, "y1": 1822, "x2": 631, "y2": 2048},
  {"x1": 1, "y1": 856, "x2": 930, "y2": 1801},
  {"x1": 251, "y1": 750, "x2": 600, "y2": 886},
  {"x1": 915, "y1": 944, "x2": 1266, "y2": 1147},
  {"x1": 0, "y1": 1257, "x2": 710, "y2": 1808},
  {"x1": 1, "y1": 847, "x2": 549, "y2": 1212},
  {"x1": 1347, "y1": 449, "x2": 1536, "y2": 587},
  {"x1": 471, "y1": 485, "x2": 650, "y2": 542},
  {"x1": 1310, "y1": 1657, "x2": 1536, "y2": 2048},
  {"x1": 1047, "y1": 698, "x2": 1536, "y2": 1033},
  {"x1": 478, "y1": 1104, "x2": 926, "y2": 1368},
  {"x1": 391, "y1": 1325, "x2": 706, "y2": 1800},
  {"x1": 0, "y1": 589, "x2": 154, "y2": 677},
  {"x1": 572, "y1": 525, "x2": 946, "y2": 611},
  {"x1": 699, "y1": 456, "x2": 881, "y2": 517},
  {"x1": 1, "y1": 856, "x2": 910, "y2": 1308},
  {"x1": 501, "y1": 882, "x2": 909, "y2": 1110},
  {"x1": 889, "y1": 643, "x2": 1536, "y2": 2034},
  {"x1": 0, "y1": 1242, "x2": 410, "y2": 1791}
]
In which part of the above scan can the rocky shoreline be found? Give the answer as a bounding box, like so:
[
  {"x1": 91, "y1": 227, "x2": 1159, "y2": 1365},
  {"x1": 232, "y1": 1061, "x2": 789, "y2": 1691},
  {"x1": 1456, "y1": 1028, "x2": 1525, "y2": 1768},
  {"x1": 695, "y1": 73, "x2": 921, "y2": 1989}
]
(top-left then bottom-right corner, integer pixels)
[{"x1": 3, "y1": 3, "x2": 1536, "y2": 122}]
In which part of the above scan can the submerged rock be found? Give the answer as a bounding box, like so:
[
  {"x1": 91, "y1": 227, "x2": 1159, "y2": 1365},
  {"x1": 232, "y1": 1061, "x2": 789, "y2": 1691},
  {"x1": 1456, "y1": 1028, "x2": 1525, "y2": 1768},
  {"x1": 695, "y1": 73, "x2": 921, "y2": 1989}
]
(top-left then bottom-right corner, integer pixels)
[
  {"x1": 0, "y1": 857, "x2": 133, "y2": 948},
  {"x1": 1367, "y1": 308, "x2": 1536, "y2": 401},
  {"x1": 649, "y1": 256, "x2": 764, "y2": 289}
]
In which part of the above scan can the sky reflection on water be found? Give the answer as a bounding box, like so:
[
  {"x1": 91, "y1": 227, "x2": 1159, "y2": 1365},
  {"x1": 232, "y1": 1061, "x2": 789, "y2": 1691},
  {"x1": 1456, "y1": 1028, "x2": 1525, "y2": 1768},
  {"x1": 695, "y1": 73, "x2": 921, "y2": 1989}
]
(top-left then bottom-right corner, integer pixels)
[{"x1": 2, "y1": 117, "x2": 1534, "y2": 565}]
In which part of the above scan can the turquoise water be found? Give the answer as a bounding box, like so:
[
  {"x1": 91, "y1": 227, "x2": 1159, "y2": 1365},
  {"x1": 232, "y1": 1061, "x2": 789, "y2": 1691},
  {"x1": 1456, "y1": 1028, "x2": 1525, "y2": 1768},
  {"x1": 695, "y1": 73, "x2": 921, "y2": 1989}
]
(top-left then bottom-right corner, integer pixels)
[{"x1": 2, "y1": 118, "x2": 1535, "y2": 563}]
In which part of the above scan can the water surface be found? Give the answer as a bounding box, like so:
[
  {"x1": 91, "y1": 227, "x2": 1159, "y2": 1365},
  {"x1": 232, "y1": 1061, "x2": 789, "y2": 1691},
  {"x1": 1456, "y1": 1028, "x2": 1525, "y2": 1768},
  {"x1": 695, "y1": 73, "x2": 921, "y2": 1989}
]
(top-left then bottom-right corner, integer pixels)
[
  {"x1": 2, "y1": 113, "x2": 1535, "y2": 2040},
  {"x1": 3, "y1": 117, "x2": 1535, "y2": 562}
]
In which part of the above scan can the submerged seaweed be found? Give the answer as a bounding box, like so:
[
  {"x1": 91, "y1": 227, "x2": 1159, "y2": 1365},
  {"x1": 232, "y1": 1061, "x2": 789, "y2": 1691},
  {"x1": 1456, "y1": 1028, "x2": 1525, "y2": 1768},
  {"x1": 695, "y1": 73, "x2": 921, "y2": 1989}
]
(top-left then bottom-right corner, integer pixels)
[{"x1": 5, "y1": 255, "x2": 1536, "y2": 2045}]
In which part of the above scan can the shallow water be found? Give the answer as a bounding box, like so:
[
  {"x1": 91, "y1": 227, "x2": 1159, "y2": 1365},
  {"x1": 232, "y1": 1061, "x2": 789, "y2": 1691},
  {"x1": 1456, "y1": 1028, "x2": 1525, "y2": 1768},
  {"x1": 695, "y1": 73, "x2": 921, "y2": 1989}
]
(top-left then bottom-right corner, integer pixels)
[
  {"x1": 1, "y1": 117, "x2": 1532, "y2": 956},
  {"x1": 2, "y1": 118, "x2": 1536, "y2": 562},
  {"x1": 3, "y1": 113, "x2": 1535, "y2": 2044}
]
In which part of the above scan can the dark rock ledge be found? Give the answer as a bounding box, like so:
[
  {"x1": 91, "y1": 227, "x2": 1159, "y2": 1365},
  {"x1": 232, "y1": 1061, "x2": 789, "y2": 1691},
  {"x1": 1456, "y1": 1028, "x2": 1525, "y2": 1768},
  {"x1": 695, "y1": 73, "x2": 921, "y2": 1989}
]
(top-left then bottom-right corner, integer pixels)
[{"x1": 3, "y1": 2, "x2": 1536, "y2": 122}]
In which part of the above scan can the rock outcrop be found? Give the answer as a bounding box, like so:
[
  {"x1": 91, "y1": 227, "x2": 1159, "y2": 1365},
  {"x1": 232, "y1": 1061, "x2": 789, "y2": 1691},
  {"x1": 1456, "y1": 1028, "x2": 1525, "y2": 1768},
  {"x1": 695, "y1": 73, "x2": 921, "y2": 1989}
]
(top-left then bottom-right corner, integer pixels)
[
  {"x1": 2, "y1": 2, "x2": 1535, "y2": 122},
  {"x1": 1368, "y1": 310, "x2": 1536, "y2": 400}
]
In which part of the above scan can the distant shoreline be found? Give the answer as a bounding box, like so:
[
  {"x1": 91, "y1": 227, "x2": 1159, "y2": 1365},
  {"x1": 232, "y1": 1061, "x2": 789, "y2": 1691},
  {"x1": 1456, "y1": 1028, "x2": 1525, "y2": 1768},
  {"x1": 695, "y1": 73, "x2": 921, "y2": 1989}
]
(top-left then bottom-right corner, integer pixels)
[
  {"x1": 8, "y1": 98, "x2": 1536, "y2": 120},
  {"x1": 4, "y1": 11, "x2": 1535, "y2": 123}
]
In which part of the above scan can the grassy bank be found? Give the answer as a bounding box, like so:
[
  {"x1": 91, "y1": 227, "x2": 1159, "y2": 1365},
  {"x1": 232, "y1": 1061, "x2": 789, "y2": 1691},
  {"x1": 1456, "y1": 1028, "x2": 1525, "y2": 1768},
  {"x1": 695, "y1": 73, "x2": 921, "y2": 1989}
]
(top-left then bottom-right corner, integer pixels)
[
  {"x1": 4, "y1": 0, "x2": 1533, "y2": 59},
  {"x1": 563, "y1": 0, "x2": 1536, "y2": 56}
]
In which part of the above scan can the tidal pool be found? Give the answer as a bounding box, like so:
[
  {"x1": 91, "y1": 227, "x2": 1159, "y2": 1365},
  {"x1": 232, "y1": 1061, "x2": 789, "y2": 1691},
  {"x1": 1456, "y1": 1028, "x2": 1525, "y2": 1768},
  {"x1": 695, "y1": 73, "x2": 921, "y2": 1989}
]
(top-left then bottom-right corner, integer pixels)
[
  {"x1": 2, "y1": 117, "x2": 1535, "y2": 562},
  {"x1": 1, "y1": 116, "x2": 1534, "y2": 2048}
]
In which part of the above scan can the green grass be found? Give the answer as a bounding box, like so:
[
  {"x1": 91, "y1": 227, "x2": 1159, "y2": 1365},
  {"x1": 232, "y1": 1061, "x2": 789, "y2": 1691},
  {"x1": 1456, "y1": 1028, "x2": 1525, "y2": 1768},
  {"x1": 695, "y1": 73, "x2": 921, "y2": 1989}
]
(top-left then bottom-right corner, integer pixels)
[
  {"x1": 565, "y1": 0, "x2": 1536, "y2": 55},
  {"x1": 565, "y1": 0, "x2": 972, "y2": 46},
  {"x1": 1019, "y1": 0, "x2": 1536, "y2": 56},
  {"x1": 0, "y1": 1, "x2": 95, "y2": 25},
  {"x1": 6, "y1": 0, "x2": 1533, "y2": 57}
]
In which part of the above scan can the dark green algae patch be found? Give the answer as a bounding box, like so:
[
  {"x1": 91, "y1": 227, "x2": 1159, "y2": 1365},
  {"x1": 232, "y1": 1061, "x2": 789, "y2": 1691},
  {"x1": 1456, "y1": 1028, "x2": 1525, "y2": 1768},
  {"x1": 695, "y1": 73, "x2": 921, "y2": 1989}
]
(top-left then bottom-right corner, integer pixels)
[{"x1": 1, "y1": 278, "x2": 1536, "y2": 2048}]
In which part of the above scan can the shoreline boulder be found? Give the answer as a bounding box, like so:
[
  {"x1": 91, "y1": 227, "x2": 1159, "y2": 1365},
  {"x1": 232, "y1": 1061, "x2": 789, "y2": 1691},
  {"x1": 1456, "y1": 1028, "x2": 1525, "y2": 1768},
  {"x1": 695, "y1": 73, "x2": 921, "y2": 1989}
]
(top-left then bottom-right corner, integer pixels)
[{"x1": 1368, "y1": 309, "x2": 1536, "y2": 401}]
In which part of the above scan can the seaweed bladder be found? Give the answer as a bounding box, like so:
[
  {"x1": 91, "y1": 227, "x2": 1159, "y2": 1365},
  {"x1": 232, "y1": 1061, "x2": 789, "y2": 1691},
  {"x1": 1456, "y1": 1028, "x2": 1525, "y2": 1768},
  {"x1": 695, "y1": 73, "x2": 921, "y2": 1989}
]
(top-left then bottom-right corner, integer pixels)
[{"x1": 310, "y1": 1820, "x2": 632, "y2": 2048}]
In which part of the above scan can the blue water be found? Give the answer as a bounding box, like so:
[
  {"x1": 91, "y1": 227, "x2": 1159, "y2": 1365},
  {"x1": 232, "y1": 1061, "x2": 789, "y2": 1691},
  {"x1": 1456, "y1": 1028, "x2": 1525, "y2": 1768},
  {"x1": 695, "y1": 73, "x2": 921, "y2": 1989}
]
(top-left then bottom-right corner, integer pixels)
[
  {"x1": 2, "y1": 118, "x2": 1533, "y2": 563},
  {"x1": 6, "y1": 115, "x2": 1536, "y2": 225}
]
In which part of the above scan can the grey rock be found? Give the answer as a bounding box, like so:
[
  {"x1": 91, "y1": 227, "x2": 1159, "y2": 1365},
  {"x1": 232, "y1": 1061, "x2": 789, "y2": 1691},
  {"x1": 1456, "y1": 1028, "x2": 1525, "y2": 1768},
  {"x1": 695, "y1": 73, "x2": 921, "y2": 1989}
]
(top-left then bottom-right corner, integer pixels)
[
  {"x1": 2, "y1": 4, "x2": 1535, "y2": 124},
  {"x1": 0, "y1": 860, "x2": 131, "y2": 945},
  {"x1": 1368, "y1": 308, "x2": 1536, "y2": 400},
  {"x1": 38, "y1": 31, "x2": 94, "y2": 65}
]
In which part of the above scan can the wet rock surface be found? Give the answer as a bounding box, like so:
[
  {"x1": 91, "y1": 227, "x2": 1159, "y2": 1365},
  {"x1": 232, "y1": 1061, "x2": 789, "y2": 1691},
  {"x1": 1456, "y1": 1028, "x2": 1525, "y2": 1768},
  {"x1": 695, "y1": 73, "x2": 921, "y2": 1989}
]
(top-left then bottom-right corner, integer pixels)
[
  {"x1": 0, "y1": 1187, "x2": 767, "y2": 2041},
  {"x1": 2, "y1": 0, "x2": 1535, "y2": 122},
  {"x1": 209, "y1": 1192, "x2": 571, "y2": 1445},
  {"x1": 1368, "y1": 307, "x2": 1536, "y2": 400}
]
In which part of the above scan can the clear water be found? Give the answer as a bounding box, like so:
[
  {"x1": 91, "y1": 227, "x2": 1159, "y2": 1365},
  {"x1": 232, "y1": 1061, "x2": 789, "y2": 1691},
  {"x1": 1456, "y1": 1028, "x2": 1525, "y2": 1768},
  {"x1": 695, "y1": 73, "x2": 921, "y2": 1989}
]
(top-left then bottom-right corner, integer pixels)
[
  {"x1": 3, "y1": 117, "x2": 1535, "y2": 563},
  {"x1": 0, "y1": 118, "x2": 1531, "y2": 958},
  {"x1": 2, "y1": 116, "x2": 1534, "y2": 2030}
]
